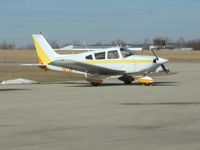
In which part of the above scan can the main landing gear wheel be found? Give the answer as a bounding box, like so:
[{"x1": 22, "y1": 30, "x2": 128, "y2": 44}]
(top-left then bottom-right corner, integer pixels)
[
  {"x1": 86, "y1": 78, "x2": 103, "y2": 86},
  {"x1": 118, "y1": 74, "x2": 135, "y2": 85}
]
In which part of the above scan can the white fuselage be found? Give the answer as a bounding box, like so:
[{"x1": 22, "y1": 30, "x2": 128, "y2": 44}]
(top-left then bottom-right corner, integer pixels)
[{"x1": 50, "y1": 47, "x2": 164, "y2": 75}]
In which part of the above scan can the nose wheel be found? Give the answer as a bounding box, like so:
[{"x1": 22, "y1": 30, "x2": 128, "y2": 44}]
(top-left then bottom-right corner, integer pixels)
[
  {"x1": 136, "y1": 76, "x2": 155, "y2": 86},
  {"x1": 118, "y1": 74, "x2": 135, "y2": 85}
]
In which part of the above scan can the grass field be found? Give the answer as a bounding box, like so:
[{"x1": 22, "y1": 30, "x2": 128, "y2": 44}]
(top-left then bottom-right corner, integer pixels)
[
  {"x1": 0, "y1": 50, "x2": 84, "y2": 82},
  {"x1": 0, "y1": 49, "x2": 200, "y2": 82},
  {"x1": 141, "y1": 50, "x2": 200, "y2": 63}
]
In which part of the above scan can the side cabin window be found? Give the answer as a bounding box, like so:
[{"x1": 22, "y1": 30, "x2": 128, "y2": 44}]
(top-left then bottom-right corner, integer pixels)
[
  {"x1": 107, "y1": 50, "x2": 119, "y2": 59},
  {"x1": 85, "y1": 55, "x2": 93, "y2": 60},
  {"x1": 120, "y1": 48, "x2": 134, "y2": 58},
  {"x1": 95, "y1": 52, "x2": 105, "y2": 60}
]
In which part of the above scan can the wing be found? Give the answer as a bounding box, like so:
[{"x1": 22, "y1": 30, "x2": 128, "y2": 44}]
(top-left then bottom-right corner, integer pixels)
[{"x1": 49, "y1": 59, "x2": 125, "y2": 75}]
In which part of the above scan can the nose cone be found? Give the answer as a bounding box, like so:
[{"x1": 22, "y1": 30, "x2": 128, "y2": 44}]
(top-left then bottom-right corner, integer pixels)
[{"x1": 156, "y1": 58, "x2": 168, "y2": 64}]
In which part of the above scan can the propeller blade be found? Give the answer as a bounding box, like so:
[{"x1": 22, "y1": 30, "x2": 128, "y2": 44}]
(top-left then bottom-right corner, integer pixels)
[
  {"x1": 151, "y1": 49, "x2": 159, "y2": 60},
  {"x1": 161, "y1": 64, "x2": 169, "y2": 73}
]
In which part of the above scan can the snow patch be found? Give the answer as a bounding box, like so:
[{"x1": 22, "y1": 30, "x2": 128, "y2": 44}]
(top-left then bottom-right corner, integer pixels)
[{"x1": 1, "y1": 78, "x2": 38, "y2": 85}]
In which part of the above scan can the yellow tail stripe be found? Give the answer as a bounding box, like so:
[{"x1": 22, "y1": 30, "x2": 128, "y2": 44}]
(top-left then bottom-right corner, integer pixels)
[
  {"x1": 33, "y1": 37, "x2": 52, "y2": 64},
  {"x1": 37, "y1": 50, "x2": 50, "y2": 64}
]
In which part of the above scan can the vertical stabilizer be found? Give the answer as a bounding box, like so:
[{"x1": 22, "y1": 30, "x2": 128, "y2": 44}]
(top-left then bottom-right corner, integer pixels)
[{"x1": 32, "y1": 34, "x2": 58, "y2": 64}]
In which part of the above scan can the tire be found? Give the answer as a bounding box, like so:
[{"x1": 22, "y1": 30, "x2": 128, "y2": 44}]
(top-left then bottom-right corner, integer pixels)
[
  {"x1": 119, "y1": 74, "x2": 134, "y2": 85},
  {"x1": 124, "y1": 80, "x2": 132, "y2": 85}
]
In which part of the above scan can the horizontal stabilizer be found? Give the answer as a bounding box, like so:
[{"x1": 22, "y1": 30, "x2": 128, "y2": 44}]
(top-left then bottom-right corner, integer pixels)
[
  {"x1": 55, "y1": 48, "x2": 103, "y2": 51},
  {"x1": 55, "y1": 45, "x2": 74, "y2": 50},
  {"x1": 21, "y1": 64, "x2": 46, "y2": 67}
]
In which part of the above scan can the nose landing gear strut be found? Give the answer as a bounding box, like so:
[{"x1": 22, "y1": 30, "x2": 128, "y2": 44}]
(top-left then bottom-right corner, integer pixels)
[{"x1": 118, "y1": 74, "x2": 135, "y2": 85}]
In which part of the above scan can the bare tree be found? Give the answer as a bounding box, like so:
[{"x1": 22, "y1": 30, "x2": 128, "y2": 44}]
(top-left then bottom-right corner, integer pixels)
[
  {"x1": 185, "y1": 40, "x2": 200, "y2": 50},
  {"x1": 111, "y1": 39, "x2": 126, "y2": 47},
  {"x1": 153, "y1": 37, "x2": 167, "y2": 50},
  {"x1": 50, "y1": 40, "x2": 60, "y2": 49}
]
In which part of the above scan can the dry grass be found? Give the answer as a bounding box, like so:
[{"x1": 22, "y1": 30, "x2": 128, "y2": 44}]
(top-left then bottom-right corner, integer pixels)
[
  {"x1": 0, "y1": 49, "x2": 199, "y2": 83},
  {"x1": 0, "y1": 50, "x2": 83, "y2": 83},
  {"x1": 141, "y1": 50, "x2": 200, "y2": 63}
]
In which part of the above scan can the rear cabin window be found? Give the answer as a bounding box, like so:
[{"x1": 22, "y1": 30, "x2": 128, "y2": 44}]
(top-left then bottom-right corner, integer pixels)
[
  {"x1": 95, "y1": 52, "x2": 105, "y2": 59},
  {"x1": 107, "y1": 50, "x2": 119, "y2": 59},
  {"x1": 85, "y1": 55, "x2": 93, "y2": 60}
]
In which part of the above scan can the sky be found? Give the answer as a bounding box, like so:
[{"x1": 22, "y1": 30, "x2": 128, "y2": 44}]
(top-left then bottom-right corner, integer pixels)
[{"x1": 0, "y1": 0, "x2": 200, "y2": 46}]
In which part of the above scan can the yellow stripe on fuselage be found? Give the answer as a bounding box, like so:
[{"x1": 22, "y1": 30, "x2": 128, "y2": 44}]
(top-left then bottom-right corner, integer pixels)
[
  {"x1": 33, "y1": 37, "x2": 52, "y2": 64},
  {"x1": 85, "y1": 59, "x2": 153, "y2": 64}
]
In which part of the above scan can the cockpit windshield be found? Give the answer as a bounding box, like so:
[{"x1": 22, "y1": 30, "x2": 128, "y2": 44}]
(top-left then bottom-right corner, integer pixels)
[{"x1": 120, "y1": 48, "x2": 135, "y2": 58}]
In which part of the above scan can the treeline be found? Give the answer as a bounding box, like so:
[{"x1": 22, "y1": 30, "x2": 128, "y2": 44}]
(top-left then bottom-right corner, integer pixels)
[
  {"x1": 1, "y1": 37, "x2": 200, "y2": 50},
  {"x1": 151, "y1": 37, "x2": 200, "y2": 50},
  {"x1": 49, "y1": 38, "x2": 200, "y2": 50},
  {"x1": 0, "y1": 41, "x2": 17, "y2": 49},
  {"x1": 183, "y1": 40, "x2": 200, "y2": 50}
]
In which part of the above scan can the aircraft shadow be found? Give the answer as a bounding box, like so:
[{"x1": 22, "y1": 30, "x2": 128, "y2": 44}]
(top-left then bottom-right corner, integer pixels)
[
  {"x1": 0, "y1": 88, "x2": 30, "y2": 92},
  {"x1": 120, "y1": 102, "x2": 200, "y2": 106},
  {"x1": 152, "y1": 81, "x2": 178, "y2": 86},
  {"x1": 67, "y1": 82, "x2": 128, "y2": 87},
  {"x1": 66, "y1": 81, "x2": 178, "y2": 87}
]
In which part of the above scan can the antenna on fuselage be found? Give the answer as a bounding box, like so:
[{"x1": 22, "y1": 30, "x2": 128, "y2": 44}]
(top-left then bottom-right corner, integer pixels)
[
  {"x1": 82, "y1": 41, "x2": 89, "y2": 52},
  {"x1": 112, "y1": 38, "x2": 119, "y2": 47}
]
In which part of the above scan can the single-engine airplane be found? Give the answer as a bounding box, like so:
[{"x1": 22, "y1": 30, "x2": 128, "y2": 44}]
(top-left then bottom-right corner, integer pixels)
[{"x1": 24, "y1": 34, "x2": 169, "y2": 86}]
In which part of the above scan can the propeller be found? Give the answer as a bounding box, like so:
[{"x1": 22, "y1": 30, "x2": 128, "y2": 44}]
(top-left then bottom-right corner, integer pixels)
[
  {"x1": 151, "y1": 49, "x2": 159, "y2": 60},
  {"x1": 160, "y1": 64, "x2": 169, "y2": 73},
  {"x1": 151, "y1": 49, "x2": 169, "y2": 73}
]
